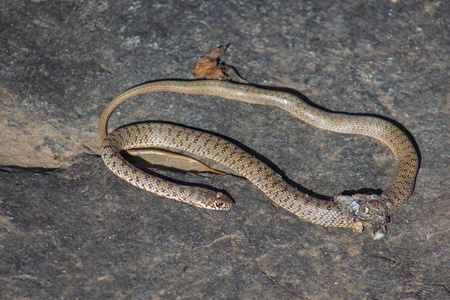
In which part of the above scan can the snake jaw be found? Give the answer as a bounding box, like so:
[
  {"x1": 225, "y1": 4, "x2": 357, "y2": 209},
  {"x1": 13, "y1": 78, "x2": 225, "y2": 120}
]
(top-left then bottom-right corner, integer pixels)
[
  {"x1": 335, "y1": 194, "x2": 390, "y2": 239},
  {"x1": 202, "y1": 192, "x2": 234, "y2": 210}
]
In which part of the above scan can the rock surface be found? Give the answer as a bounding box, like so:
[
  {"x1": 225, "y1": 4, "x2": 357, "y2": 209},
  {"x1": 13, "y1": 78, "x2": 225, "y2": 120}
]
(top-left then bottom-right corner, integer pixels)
[{"x1": 1, "y1": 0, "x2": 448, "y2": 299}]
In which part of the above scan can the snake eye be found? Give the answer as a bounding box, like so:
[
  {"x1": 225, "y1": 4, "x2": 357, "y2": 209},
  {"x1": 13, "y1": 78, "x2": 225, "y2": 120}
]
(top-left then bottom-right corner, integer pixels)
[
  {"x1": 363, "y1": 206, "x2": 370, "y2": 214},
  {"x1": 215, "y1": 201, "x2": 224, "y2": 208}
]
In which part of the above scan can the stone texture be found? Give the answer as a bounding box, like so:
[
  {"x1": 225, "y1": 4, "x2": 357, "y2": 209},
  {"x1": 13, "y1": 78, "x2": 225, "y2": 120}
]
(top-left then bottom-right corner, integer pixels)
[{"x1": 1, "y1": 0, "x2": 448, "y2": 298}]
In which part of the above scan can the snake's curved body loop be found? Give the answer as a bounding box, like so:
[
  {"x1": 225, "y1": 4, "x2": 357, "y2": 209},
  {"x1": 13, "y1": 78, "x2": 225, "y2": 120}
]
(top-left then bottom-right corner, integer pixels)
[{"x1": 99, "y1": 80, "x2": 419, "y2": 236}]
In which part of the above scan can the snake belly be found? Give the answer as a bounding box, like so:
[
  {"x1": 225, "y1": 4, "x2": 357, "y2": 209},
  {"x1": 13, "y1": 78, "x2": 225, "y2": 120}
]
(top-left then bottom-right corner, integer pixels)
[{"x1": 99, "y1": 80, "x2": 419, "y2": 233}]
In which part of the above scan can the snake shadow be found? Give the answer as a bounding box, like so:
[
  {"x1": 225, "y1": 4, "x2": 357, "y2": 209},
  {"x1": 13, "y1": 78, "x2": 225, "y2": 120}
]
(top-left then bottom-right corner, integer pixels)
[
  {"x1": 113, "y1": 79, "x2": 421, "y2": 202},
  {"x1": 116, "y1": 119, "x2": 334, "y2": 202},
  {"x1": 250, "y1": 82, "x2": 422, "y2": 196}
]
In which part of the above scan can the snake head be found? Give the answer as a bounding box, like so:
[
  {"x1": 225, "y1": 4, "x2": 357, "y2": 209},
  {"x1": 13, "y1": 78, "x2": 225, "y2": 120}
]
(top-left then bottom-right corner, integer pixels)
[
  {"x1": 335, "y1": 194, "x2": 390, "y2": 239},
  {"x1": 201, "y1": 191, "x2": 234, "y2": 210}
]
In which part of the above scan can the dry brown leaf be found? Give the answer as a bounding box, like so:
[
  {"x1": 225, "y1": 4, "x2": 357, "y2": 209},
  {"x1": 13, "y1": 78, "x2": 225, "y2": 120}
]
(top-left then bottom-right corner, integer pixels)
[
  {"x1": 193, "y1": 45, "x2": 247, "y2": 83},
  {"x1": 193, "y1": 46, "x2": 227, "y2": 79}
]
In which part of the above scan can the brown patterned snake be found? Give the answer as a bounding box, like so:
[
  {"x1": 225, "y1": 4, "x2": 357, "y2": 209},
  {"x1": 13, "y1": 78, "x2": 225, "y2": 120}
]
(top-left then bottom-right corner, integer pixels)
[{"x1": 99, "y1": 80, "x2": 419, "y2": 238}]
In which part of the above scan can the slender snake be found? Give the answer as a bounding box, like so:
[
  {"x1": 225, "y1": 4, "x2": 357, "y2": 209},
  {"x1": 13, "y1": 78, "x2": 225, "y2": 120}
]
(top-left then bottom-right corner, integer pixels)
[{"x1": 99, "y1": 80, "x2": 419, "y2": 238}]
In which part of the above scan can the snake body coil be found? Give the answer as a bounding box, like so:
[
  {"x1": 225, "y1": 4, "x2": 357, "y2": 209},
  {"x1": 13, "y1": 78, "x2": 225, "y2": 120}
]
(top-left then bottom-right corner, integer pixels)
[{"x1": 99, "y1": 80, "x2": 419, "y2": 237}]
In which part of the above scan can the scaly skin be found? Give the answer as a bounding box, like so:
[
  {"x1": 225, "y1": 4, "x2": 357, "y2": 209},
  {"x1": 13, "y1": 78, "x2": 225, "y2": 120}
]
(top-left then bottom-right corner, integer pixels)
[{"x1": 99, "y1": 80, "x2": 419, "y2": 235}]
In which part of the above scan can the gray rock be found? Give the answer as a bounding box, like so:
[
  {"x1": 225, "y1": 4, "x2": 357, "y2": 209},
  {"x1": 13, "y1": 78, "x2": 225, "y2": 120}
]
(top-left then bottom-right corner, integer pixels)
[{"x1": 1, "y1": 0, "x2": 448, "y2": 298}]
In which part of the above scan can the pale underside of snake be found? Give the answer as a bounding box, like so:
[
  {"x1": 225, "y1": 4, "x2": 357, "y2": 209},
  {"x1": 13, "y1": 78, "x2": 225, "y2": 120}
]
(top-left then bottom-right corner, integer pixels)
[{"x1": 99, "y1": 80, "x2": 419, "y2": 238}]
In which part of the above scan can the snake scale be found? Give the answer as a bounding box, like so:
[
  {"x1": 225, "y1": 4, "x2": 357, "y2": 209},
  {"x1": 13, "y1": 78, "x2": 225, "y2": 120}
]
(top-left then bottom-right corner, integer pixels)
[{"x1": 99, "y1": 80, "x2": 419, "y2": 238}]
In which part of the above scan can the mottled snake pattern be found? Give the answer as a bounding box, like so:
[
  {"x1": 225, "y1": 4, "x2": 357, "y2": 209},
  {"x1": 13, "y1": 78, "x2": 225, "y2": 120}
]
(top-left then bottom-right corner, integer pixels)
[{"x1": 99, "y1": 80, "x2": 419, "y2": 238}]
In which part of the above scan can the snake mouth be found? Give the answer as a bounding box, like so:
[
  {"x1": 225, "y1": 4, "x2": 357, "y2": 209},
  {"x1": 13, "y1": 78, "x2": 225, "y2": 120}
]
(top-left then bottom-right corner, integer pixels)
[
  {"x1": 212, "y1": 192, "x2": 234, "y2": 210},
  {"x1": 335, "y1": 193, "x2": 390, "y2": 238}
]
